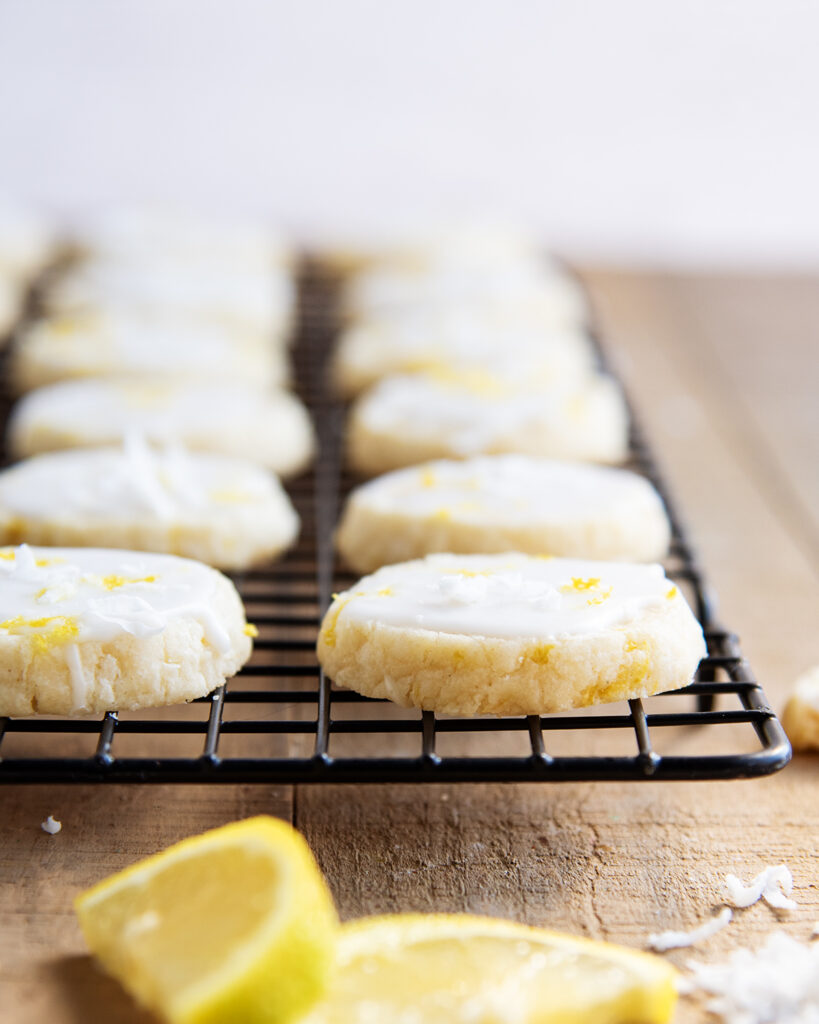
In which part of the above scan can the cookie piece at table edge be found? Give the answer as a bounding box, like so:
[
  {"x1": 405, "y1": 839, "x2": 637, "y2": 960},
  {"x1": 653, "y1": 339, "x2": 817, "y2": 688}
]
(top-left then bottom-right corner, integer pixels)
[{"x1": 782, "y1": 664, "x2": 819, "y2": 751}]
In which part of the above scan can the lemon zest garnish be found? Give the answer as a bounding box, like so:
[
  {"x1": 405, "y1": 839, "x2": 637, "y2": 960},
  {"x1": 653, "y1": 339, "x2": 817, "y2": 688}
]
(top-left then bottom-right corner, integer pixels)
[
  {"x1": 0, "y1": 615, "x2": 79, "y2": 652},
  {"x1": 528, "y1": 643, "x2": 555, "y2": 665},
  {"x1": 624, "y1": 638, "x2": 651, "y2": 655},
  {"x1": 419, "y1": 468, "x2": 437, "y2": 488},
  {"x1": 456, "y1": 569, "x2": 491, "y2": 578},
  {"x1": 0, "y1": 549, "x2": 16, "y2": 561},
  {"x1": 377, "y1": 587, "x2": 394, "y2": 597},
  {"x1": 431, "y1": 507, "x2": 451, "y2": 522},
  {"x1": 666, "y1": 586, "x2": 678, "y2": 599},
  {"x1": 244, "y1": 623, "x2": 259, "y2": 638},
  {"x1": 587, "y1": 586, "x2": 613, "y2": 606},
  {"x1": 561, "y1": 576, "x2": 601, "y2": 593},
  {"x1": 319, "y1": 594, "x2": 355, "y2": 650},
  {"x1": 615, "y1": 638, "x2": 651, "y2": 689},
  {"x1": 96, "y1": 574, "x2": 157, "y2": 590}
]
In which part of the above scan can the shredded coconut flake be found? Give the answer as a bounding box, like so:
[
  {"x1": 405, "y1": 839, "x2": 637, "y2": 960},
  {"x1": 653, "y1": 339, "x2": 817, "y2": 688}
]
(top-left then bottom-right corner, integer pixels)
[
  {"x1": 726, "y1": 865, "x2": 798, "y2": 911},
  {"x1": 648, "y1": 906, "x2": 733, "y2": 952},
  {"x1": 41, "y1": 815, "x2": 61, "y2": 835},
  {"x1": 685, "y1": 931, "x2": 819, "y2": 1024}
]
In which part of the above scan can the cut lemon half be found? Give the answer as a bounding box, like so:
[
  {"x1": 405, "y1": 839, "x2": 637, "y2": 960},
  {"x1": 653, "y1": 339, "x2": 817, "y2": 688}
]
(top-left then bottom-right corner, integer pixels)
[
  {"x1": 302, "y1": 914, "x2": 677, "y2": 1024},
  {"x1": 74, "y1": 816, "x2": 338, "y2": 1024}
]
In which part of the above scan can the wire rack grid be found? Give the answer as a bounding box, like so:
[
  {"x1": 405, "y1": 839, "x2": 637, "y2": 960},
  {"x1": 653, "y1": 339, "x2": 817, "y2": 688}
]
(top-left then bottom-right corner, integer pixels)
[{"x1": 0, "y1": 267, "x2": 791, "y2": 784}]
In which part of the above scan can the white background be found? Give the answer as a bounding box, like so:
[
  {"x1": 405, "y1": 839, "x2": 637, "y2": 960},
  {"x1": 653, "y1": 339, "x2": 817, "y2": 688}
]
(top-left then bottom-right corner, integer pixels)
[{"x1": 1, "y1": 0, "x2": 817, "y2": 264}]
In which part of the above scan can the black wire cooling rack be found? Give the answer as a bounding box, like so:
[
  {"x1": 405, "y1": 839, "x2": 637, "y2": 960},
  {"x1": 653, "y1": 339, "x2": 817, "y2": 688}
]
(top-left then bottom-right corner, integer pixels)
[{"x1": 0, "y1": 267, "x2": 791, "y2": 784}]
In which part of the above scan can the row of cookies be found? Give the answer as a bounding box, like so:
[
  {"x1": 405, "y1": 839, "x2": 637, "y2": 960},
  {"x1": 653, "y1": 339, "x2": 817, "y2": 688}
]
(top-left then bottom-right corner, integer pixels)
[
  {"x1": 0, "y1": 210, "x2": 309, "y2": 716},
  {"x1": 330, "y1": 226, "x2": 630, "y2": 474},
  {"x1": 1, "y1": 209, "x2": 314, "y2": 566},
  {"x1": 317, "y1": 227, "x2": 706, "y2": 716},
  {"x1": 10, "y1": 208, "x2": 297, "y2": 392}
]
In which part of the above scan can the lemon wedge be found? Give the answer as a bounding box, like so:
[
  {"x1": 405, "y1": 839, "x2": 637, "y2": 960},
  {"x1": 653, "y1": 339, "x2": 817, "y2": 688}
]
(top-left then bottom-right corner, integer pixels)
[
  {"x1": 302, "y1": 914, "x2": 677, "y2": 1024},
  {"x1": 74, "y1": 816, "x2": 338, "y2": 1024}
]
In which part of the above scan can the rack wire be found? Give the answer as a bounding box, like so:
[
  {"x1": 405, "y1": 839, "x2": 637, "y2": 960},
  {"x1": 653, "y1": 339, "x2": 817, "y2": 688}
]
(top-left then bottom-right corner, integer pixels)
[{"x1": 0, "y1": 267, "x2": 791, "y2": 784}]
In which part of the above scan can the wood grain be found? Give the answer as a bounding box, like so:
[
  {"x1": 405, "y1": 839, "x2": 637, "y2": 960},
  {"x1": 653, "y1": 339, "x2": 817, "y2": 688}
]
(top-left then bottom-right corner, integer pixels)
[{"x1": 1, "y1": 271, "x2": 817, "y2": 1023}]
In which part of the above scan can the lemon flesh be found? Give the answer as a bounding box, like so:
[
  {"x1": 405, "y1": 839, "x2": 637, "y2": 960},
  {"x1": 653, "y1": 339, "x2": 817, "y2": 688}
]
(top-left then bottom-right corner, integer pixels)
[
  {"x1": 74, "y1": 816, "x2": 337, "y2": 1024},
  {"x1": 303, "y1": 914, "x2": 677, "y2": 1024}
]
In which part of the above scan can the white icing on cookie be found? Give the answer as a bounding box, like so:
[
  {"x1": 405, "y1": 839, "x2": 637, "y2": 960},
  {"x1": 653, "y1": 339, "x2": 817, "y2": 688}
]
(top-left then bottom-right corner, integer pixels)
[
  {"x1": 74, "y1": 208, "x2": 291, "y2": 270},
  {"x1": 13, "y1": 309, "x2": 288, "y2": 390},
  {"x1": 0, "y1": 437, "x2": 291, "y2": 522},
  {"x1": 355, "y1": 456, "x2": 664, "y2": 526},
  {"x1": 49, "y1": 260, "x2": 294, "y2": 334},
  {"x1": 333, "y1": 314, "x2": 594, "y2": 393},
  {"x1": 8, "y1": 378, "x2": 314, "y2": 475},
  {"x1": 331, "y1": 553, "x2": 687, "y2": 640},
  {"x1": 350, "y1": 371, "x2": 628, "y2": 464},
  {"x1": 0, "y1": 544, "x2": 233, "y2": 652},
  {"x1": 344, "y1": 260, "x2": 586, "y2": 326}
]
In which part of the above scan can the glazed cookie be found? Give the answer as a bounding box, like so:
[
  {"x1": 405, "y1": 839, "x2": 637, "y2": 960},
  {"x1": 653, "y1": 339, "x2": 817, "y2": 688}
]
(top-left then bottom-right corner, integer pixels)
[
  {"x1": 10, "y1": 310, "x2": 290, "y2": 393},
  {"x1": 0, "y1": 439, "x2": 300, "y2": 570},
  {"x1": 73, "y1": 208, "x2": 292, "y2": 270},
  {"x1": 47, "y1": 260, "x2": 295, "y2": 340},
  {"x1": 347, "y1": 371, "x2": 628, "y2": 475},
  {"x1": 782, "y1": 665, "x2": 819, "y2": 751},
  {"x1": 7, "y1": 378, "x2": 315, "y2": 477},
  {"x1": 0, "y1": 543, "x2": 253, "y2": 716},
  {"x1": 331, "y1": 314, "x2": 595, "y2": 397},
  {"x1": 342, "y1": 261, "x2": 587, "y2": 329},
  {"x1": 336, "y1": 456, "x2": 670, "y2": 572},
  {"x1": 318, "y1": 553, "x2": 705, "y2": 716},
  {"x1": 319, "y1": 221, "x2": 550, "y2": 274}
]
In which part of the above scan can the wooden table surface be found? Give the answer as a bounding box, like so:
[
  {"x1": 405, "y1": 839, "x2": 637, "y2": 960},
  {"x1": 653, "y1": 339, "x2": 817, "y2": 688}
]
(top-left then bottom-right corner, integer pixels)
[{"x1": 2, "y1": 270, "x2": 818, "y2": 1023}]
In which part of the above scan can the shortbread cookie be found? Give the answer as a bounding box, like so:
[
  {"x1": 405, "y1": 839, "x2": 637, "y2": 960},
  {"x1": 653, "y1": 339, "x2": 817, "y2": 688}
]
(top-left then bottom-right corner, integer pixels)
[
  {"x1": 331, "y1": 314, "x2": 595, "y2": 396},
  {"x1": 0, "y1": 543, "x2": 253, "y2": 716},
  {"x1": 319, "y1": 221, "x2": 549, "y2": 274},
  {"x1": 0, "y1": 440, "x2": 300, "y2": 570},
  {"x1": 318, "y1": 553, "x2": 705, "y2": 716},
  {"x1": 47, "y1": 260, "x2": 296, "y2": 340},
  {"x1": 7, "y1": 378, "x2": 315, "y2": 477},
  {"x1": 342, "y1": 261, "x2": 587, "y2": 329},
  {"x1": 336, "y1": 456, "x2": 670, "y2": 572},
  {"x1": 73, "y1": 208, "x2": 292, "y2": 270},
  {"x1": 10, "y1": 309, "x2": 290, "y2": 393},
  {"x1": 347, "y1": 371, "x2": 628, "y2": 475},
  {"x1": 782, "y1": 665, "x2": 819, "y2": 751}
]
